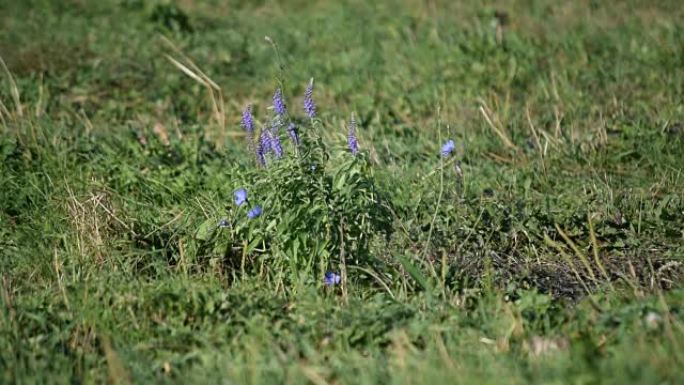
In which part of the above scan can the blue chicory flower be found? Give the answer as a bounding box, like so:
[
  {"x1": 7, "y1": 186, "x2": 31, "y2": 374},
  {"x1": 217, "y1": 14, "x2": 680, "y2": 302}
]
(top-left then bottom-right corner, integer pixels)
[
  {"x1": 441, "y1": 139, "x2": 455, "y2": 157},
  {"x1": 348, "y1": 114, "x2": 359, "y2": 155},
  {"x1": 273, "y1": 88, "x2": 287, "y2": 117},
  {"x1": 287, "y1": 122, "x2": 300, "y2": 146},
  {"x1": 247, "y1": 205, "x2": 262, "y2": 219},
  {"x1": 303, "y1": 79, "x2": 316, "y2": 118},
  {"x1": 234, "y1": 188, "x2": 248, "y2": 206},
  {"x1": 324, "y1": 271, "x2": 341, "y2": 286}
]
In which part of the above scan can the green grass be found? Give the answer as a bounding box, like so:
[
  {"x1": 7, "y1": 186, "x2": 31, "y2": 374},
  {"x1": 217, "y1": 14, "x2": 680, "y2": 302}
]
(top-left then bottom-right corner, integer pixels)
[{"x1": 1, "y1": 0, "x2": 684, "y2": 384}]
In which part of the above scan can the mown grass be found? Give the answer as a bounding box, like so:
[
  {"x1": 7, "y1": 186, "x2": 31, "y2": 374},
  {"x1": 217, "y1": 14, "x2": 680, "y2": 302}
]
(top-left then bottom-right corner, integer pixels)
[{"x1": 1, "y1": 0, "x2": 683, "y2": 384}]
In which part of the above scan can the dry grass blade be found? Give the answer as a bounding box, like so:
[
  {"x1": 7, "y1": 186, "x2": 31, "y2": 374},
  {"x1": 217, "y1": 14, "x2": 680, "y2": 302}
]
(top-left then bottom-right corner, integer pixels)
[
  {"x1": 164, "y1": 54, "x2": 206, "y2": 85},
  {"x1": 102, "y1": 336, "x2": 132, "y2": 385},
  {"x1": 161, "y1": 36, "x2": 225, "y2": 134},
  {"x1": 0, "y1": 99, "x2": 7, "y2": 127},
  {"x1": 161, "y1": 36, "x2": 221, "y2": 91},
  {"x1": 478, "y1": 100, "x2": 517, "y2": 150},
  {"x1": 299, "y1": 365, "x2": 329, "y2": 385},
  {"x1": 525, "y1": 106, "x2": 543, "y2": 154},
  {"x1": 554, "y1": 224, "x2": 598, "y2": 282},
  {"x1": 544, "y1": 233, "x2": 601, "y2": 309},
  {"x1": 0, "y1": 55, "x2": 22, "y2": 118},
  {"x1": 587, "y1": 213, "x2": 612, "y2": 285}
]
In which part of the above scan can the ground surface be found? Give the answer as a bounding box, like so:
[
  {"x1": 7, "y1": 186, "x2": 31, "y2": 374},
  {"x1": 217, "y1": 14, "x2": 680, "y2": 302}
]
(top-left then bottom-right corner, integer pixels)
[{"x1": 1, "y1": 0, "x2": 684, "y2": 384}]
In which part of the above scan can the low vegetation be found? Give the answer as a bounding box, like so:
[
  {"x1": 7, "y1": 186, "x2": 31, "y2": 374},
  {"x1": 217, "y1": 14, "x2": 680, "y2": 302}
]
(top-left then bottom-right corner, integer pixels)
[{"x1": 1, "y1": 0, "x2": 683, "y2": 383}]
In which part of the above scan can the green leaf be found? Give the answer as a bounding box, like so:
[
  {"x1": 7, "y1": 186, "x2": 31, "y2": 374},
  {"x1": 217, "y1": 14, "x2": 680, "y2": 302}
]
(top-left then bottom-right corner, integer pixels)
[
  {"x1": 396, "y1": 254, "x2": 432, "y2": 292},
  {"x1": 195, "y1": 218, "x2": 217, "y2": 241},
  {"x1": 335, "y1": 173, "x2": 347, "y2": 190}
]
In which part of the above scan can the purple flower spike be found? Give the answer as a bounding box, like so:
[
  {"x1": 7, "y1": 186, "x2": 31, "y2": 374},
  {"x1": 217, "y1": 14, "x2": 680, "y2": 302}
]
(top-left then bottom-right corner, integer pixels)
[
  {"x1": 303, "y1": 79, "x2": 316, "y2": 118},
  {"x1": 273, "y1": 88, "x2": 287, "y2": 117},
  {"x1": 241, "y1": 105, "x2": 254, "y2": 134},
  {"x1": 234, "y1": 188, "x2": 248, "y2": 206},
  {"x1": 270, "y1": 124, "x2": 283, "y2": 159},
  {"x1": 256, "y1": 129, "x2": 270, "y2": 166},
  {"x1": 247, "y1": 205, "x2": 262, "y2": 219},
  {"x1": 287, "y1": 122, "x2": 300, "y2": 146},
  {"x1": 347, "y1": 114, "x2": 359, "y2": 155},
  {"x1": 441, "y1": 139, "x2": 455, "y2": 157},
  {"x1": 324, "y1": 271, "x2": 341, "y2": 286}
]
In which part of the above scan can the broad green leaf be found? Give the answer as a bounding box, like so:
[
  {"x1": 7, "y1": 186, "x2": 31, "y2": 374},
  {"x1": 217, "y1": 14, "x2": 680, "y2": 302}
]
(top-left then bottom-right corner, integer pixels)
[
  {"x1": 396, "y1": 254, "x2": 432, "y2": 292},
  {"x1": 195, "y1": 218, "x2": 217, "y2": 241}
]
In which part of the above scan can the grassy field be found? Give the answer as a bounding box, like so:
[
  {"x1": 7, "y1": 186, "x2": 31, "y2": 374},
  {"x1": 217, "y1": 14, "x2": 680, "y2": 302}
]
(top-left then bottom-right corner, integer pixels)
[{"x1": 1, "y1": 0, "x2": 684, "y2": 383}]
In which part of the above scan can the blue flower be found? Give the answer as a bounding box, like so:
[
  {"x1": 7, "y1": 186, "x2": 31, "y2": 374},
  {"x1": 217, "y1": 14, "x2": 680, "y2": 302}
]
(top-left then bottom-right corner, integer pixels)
[
  {"x1": 270, "y1": 124, "x2": 283, "y2": 159},
  {"x1": 303, "y1": 79, "x2": 316, "y2": 118},
  {"x1": 324, "y1": 271, "x2": 341, "y2": 286},
  {"x1": 348, "y1": 114, "x2": 359, "y2": 155},
  {"x1": 247, "y1": 205, "x2": 262, "y2": 219},
  {"x1": 273, "y1": 88, "x2": 287, "y2": 117},
  {"x1": 234, "y1": 188, "x2": 248, "y2": 206},
  {"x1": 217, "y1": 218, "x2": 229, "y2": 228},
  {"x1": 441, "y1": 139, "x2": 455, "y2": 157},
  {"x1": 287, "y1": 122, "x2": 300, "y2": 146}
]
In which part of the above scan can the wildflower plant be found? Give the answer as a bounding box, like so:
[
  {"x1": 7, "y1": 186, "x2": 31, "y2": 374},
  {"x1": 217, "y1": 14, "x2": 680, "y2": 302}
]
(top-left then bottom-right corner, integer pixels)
[
  {"x1": 269, "y1": 124, "x2": 284, "y2": 159},
  {"x1": 303, "y1": 79, "x2": 316, "y2": 118},
  {"x1": 347, "y1": 114, "x2": 359, "y2": 155},
  {"x1": 206, "y1": 77, "x2": 392, "y2": 285},
  {"x1": 272, "y1": 88, "x2": 287, "y2": 117},
  {"x1": 241, "y1": 105, "x2": 255, "y2": 138}
]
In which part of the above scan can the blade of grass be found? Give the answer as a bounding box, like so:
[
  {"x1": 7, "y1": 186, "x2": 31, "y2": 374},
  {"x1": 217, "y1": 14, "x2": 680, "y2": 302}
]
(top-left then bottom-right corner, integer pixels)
[
  {"x1": 0, "y1": 55, "x2": 22, "y2": 118},
  {"x1": 555, "y1": 224, "x2": 598, "y2": 282}
]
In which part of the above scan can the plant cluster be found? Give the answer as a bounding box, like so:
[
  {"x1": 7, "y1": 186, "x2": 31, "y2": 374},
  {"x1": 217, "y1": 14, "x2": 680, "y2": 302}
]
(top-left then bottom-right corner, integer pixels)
[{"x1": 200, "y1": 79, "x2": 400, "y2": 285}]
